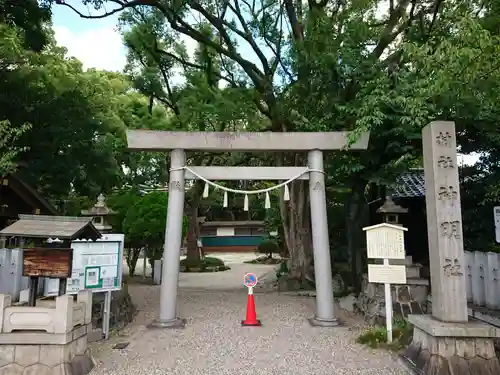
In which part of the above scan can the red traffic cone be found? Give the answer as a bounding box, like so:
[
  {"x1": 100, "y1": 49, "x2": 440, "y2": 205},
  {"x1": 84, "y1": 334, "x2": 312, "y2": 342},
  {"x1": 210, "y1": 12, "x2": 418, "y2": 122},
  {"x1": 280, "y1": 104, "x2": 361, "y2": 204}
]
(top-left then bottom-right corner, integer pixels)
[{"x1": 241, "y1": 292, "x2": 261, "y2": 326}]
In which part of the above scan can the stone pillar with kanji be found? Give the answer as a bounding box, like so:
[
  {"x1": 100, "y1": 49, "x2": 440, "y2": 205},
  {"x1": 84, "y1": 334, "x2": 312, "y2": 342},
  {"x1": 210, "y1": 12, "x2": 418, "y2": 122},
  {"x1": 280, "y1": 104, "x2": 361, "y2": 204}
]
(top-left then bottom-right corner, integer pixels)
[{"x1": 403, "y1": 121, "x2": 500, "y2": 375}]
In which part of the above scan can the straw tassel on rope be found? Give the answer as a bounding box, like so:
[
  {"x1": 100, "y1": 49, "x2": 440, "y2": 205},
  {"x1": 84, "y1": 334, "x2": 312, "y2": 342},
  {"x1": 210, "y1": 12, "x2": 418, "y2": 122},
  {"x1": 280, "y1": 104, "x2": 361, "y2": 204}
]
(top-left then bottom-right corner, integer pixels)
[
  {"x1": 283, "y1": 184, "x2": 290, "y2": 201},
  {"x1": 223, "y1": 191, "x2": 228, "y2": 208},
  {"x1": 243, "y1": 194, "x2": 249, "y2": 211},
  {"x1": 202, "y1": 182, "x2": 209, "y2": 198},
  {"x1": 264, "y1": 191, "x2": 271, "y2": 209}
]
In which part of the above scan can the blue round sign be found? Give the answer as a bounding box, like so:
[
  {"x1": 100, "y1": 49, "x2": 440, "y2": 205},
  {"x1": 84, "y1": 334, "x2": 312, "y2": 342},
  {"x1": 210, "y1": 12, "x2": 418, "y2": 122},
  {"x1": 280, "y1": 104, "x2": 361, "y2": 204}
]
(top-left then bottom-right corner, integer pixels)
[{"x1": 243, "y1": 272, "x2": 258, "y2": 288}]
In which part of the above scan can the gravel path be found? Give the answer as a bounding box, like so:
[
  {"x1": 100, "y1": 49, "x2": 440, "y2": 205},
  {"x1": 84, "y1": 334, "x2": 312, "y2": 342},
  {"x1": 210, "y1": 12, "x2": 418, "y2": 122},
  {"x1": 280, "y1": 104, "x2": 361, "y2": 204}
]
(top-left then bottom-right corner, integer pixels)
[
  {"x1": 89, "y1": 283, "x2": 409, "y2": 375},
  {"x1": 124, "y1": 253, "x2": 268, "y2": 276},
  {"x1": 178, "y1": 263, "x2": 276, "y2": 290}
]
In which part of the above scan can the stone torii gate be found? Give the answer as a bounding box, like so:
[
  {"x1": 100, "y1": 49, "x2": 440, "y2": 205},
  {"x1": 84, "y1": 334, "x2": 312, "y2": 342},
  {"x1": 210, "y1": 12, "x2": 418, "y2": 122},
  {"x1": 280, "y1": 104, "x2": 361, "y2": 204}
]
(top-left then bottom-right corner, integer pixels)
[{"x1": 127, "y1": 130, "x2": 370, "y2": 328}]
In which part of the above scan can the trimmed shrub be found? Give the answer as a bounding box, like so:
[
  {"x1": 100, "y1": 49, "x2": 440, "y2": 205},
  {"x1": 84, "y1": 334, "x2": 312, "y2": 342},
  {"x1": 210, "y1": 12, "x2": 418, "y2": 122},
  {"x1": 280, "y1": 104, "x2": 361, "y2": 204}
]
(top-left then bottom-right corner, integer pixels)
[{"x1": 257, "y1": 239, "x2": 279, "y2": 258}]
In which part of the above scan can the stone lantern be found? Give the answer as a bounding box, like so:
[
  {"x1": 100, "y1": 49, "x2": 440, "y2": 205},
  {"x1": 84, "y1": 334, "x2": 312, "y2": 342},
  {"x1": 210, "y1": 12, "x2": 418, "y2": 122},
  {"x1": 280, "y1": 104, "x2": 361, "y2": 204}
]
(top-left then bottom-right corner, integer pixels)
[
  {"x1": 81, "y1": 194, "x2": 116, "y2": 234},
  {"x1": 376, "y1": 195, "x2": 408, "y2": 225}
]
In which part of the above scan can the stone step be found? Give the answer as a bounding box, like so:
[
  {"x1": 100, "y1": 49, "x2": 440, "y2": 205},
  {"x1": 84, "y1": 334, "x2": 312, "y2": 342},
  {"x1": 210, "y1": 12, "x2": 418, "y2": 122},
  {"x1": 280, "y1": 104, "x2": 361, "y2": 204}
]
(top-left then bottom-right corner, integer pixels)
[
  {"x1": 361, "y1": 275, "x2": 429, "y2": 304},
  {"x1": 356, "y1": 293, "x2": 426, "y2": 325},
  {"x1": 88, "y1": 328, "x2": 103, "y2": 342},
  {"x1": 372, "y1": 259, "x2": 422, "y2": 278},
  {"x1": 405, "y1": 265, "x2": 421, "y2": 278},
  {"x1": 406, "y1": 277, "x2": 429, "y2": 286},
  {"x1": 388, "y1": 255, "x2": 413, "y2": 266}
]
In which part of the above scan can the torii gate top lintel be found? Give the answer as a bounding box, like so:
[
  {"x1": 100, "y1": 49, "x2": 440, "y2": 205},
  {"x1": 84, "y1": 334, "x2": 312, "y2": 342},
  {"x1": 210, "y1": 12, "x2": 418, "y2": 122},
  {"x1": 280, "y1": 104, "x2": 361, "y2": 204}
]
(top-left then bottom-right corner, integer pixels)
[{"x1": 126, "y1": 130, "x2": 370, "y2": 152}]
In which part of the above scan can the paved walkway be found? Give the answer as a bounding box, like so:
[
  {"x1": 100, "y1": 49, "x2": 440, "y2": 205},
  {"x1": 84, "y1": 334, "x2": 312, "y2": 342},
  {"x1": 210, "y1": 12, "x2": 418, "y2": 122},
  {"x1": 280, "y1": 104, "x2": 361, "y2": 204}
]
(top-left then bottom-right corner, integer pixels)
[{"x1": 89, "y1": 265, "x2": 409, "y2": 375}]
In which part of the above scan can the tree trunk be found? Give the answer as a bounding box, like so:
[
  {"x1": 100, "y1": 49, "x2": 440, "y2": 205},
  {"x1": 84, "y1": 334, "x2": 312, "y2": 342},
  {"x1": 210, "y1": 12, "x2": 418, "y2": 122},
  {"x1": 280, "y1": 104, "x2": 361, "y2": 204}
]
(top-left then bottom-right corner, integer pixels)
[
  {"x1": 280, "y1": 178, "x2": 313, "y2": 289},
  {"x1": 277, "y1": 223, "x2": 287, "y2": 256},
  {"x1": 147, "y1": 247, "x2": 161, "y2": 281},
  {"x1": 150, "y1": 253, "x2": 155, "y2": 281},
  {"x1": 126, "y1": 248, "x2": 141, "y2": 277},
  {"x1": 185, "y1": 181, "x2": 203, "y2": 262},
  {"x1": 186, "y1": 201, "x2": 201, "y2": 262},
  {"x1": 345, "y1": 180, "x2": 368, "y2": 294}
]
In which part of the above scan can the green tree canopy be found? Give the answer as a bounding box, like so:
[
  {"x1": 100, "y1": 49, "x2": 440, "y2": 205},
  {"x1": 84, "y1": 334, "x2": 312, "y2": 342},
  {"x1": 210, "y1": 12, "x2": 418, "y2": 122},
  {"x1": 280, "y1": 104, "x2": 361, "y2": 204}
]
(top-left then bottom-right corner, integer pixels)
[
  {"x1": 53, "y1": 0, "x2": 500, "y2": 287},
  {"x1": 0, "y1": 20, "x2": 131, "y2": 198},
  {"x1": 122, "y1": 191, "x2": 188, "y2": 275}
]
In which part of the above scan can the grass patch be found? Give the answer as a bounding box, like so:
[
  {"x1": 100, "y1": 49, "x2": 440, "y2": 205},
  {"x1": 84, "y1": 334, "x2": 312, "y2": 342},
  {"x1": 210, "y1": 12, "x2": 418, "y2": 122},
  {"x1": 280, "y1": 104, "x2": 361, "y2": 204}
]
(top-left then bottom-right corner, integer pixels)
[
  {"x1": 180, "y1": 256, "x2": 230, "y2": 272},
  {"x1": 244, "y1": 256, "x2": 282, "y2": 265},
  {"x1": 356, "y1": 318, "x2": 413, "y2": 351},
  {"x1": 181, "y1": 256, "x2": 224, "y2": 267}
]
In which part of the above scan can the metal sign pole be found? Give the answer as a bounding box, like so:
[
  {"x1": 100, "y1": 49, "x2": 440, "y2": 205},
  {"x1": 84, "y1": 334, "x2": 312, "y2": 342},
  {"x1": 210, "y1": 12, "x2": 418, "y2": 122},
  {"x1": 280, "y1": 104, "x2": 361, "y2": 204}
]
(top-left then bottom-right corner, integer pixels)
[
  {"x1": 102, "y1": 290, "x2": 112, "y2": 339},
  {"x1": 494, "y1": 206, "x2": 500, "y2": 243},
  {"x1": 383, "y1": 258, "x2": 393, "y2": 344}
]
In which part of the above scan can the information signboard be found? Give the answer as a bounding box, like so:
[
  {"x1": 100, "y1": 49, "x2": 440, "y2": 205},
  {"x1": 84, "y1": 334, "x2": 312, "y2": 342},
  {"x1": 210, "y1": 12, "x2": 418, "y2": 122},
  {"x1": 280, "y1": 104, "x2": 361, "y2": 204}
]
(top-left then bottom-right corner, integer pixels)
[
  {"x1": 363, "y1": 223, "x2": 407, "y2": 260},
  {"x1": 362, "y1": 223, "x2": 408, "y2": 344},
  {"x1": 44, "y1": 234, "x2": 124, "y2": 296},
  {"x1": 368, "y1": 264, "x2": 407, "y2": 284}
]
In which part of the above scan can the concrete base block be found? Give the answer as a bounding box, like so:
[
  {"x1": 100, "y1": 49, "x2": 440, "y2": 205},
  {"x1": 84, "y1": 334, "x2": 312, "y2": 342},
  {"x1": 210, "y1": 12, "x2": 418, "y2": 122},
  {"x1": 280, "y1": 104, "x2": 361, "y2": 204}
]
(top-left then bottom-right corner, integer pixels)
[
  {"x1": 148, "y1": 317, "x2": 186, "y2": 329},
  {"x1": 408, "y1": 315, "x2": 500, "y2": 338},
  {"x1": 0, "y1": 325, "x2": 94, "y2": 375},
  {"x1": 308, "y1": 315, "x2": 341, "y2": 327},
  {"x1": 401, "y1": 315, "x2": 500, "y2": 375},
  {"x1": 87, "y1": 329, "x2": 103, "y2": 343}
]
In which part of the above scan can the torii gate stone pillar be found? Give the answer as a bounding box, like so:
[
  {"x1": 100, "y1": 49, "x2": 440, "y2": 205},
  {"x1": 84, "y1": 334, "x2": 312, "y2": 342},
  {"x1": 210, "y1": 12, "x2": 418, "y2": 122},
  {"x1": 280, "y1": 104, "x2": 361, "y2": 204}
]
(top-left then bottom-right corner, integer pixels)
[{"x1": 127, "y1": 130, "x2": 370, "y2": 328}]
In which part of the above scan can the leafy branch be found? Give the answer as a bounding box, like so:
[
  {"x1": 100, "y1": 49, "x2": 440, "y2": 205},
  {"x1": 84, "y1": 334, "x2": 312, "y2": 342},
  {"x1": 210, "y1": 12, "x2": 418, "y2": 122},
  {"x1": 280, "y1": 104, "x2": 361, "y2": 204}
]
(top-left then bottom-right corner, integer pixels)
[{"x1": 0, "y1": 121, "x2": 31, "y2": 176}]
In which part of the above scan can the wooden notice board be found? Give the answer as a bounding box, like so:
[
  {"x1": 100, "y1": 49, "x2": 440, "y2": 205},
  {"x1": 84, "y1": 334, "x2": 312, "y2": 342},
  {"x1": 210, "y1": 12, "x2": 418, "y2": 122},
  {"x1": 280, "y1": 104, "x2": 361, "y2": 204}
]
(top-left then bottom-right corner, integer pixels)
[{"x1": 23, "y1": 248, "x2": 73, "y2": 278}]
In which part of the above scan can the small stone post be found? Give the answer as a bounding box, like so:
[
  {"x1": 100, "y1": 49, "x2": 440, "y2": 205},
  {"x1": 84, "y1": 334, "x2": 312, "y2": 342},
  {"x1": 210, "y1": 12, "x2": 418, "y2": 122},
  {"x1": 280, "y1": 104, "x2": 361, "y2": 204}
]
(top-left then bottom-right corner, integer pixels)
[
  {"x1": 0, "y1": 294, "x2": 12, "y2": 333},
  {"x1": 54, "y1": 294, "x2": 74, "y2": 334},
  {"x1": 78, "y1": 290, "x2": 93, "y2": 325},
  {"x1": 308, "y1": 149, "x2": 338, "y2": 326}
]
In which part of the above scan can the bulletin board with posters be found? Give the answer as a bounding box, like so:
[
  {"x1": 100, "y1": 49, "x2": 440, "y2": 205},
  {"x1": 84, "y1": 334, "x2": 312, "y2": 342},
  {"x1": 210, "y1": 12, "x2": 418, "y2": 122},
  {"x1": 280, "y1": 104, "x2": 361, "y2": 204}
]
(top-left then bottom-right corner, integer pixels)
[{"x1": 44, "y1": 234, "x2": 124, "y2": 296}]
